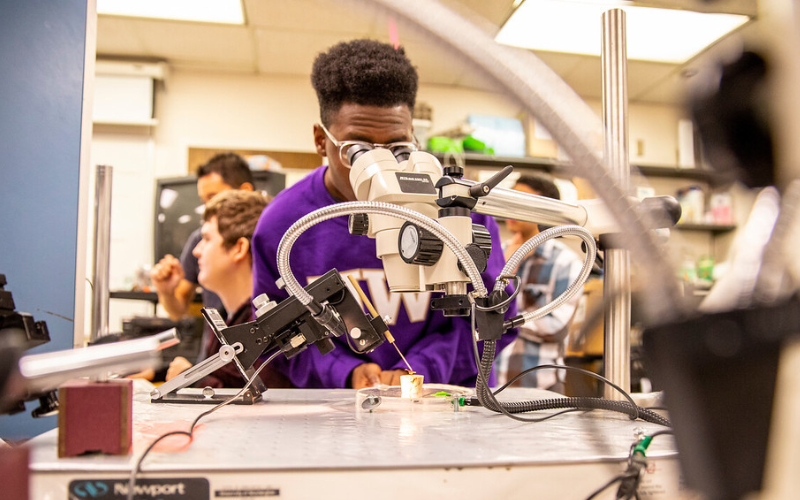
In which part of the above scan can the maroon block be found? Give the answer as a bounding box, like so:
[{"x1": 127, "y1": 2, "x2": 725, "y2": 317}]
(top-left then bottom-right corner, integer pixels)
[
  {"x1": 0, "y1": 445, "x2": 29, "y2": 500},
  {"x1": 58, "y1": 379, "x2": 133, "y2": 457}
]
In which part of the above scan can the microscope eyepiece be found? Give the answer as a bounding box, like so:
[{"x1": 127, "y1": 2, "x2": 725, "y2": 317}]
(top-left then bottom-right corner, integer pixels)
[
  {"x1": 346, "y1": 144, "x2": 373, "y2": 166},
  {"x1": 391, "y1": 146, "x2": 413, "y2": 163}
]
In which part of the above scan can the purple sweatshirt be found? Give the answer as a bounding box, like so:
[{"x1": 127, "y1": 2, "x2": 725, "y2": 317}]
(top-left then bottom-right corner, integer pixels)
[{"x1": 251, "y1": 166, "x2": 516, "y2": 388}]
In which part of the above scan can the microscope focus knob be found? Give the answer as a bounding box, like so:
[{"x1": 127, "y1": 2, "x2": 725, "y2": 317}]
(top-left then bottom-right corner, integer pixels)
[
  {"x1": 442, "y1": 165, "x2": 464, "y2": 178},
  {"x1": 348, "y1": 213, "x2": 370, "y2": 236},
  {"x1": 398, "y1": 222, "x2": 443, "y2": 266},
  {"x1": 471, "y1": 224, "x2": 492, "y2": 256},
  {"x1": 457, "y1": 224, "x2": 492, "y2": 273}
]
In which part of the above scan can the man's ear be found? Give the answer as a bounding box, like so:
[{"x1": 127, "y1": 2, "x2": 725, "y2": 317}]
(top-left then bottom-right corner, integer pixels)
[
  {"x1": 239, "y1": 182, "x2": 254, "y2": 192},
  {"x1": 313, "y1": 123, "x2": 327, "y2": 158},
  {"x1": 231, "y1": 237, "x2": 250, "y2": 263}
]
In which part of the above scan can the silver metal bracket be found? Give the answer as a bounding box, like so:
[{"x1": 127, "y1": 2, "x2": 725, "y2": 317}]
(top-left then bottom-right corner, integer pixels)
[{"x1": 150, "y1": 342, "x2": 262, "y2": 405}]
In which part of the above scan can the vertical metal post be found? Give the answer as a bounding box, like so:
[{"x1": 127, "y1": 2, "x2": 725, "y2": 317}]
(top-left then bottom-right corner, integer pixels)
[
  {"x1": 601, "y1": 9, "x2": 631, "y2": 399},
  {"x1": 91, "y1": 165, "x2": 113, "y2": 344}
]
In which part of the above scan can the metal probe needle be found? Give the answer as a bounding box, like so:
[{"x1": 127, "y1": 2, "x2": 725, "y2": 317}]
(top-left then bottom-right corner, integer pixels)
[{"x1": 346, "y1": 274, "x2": 415, "y2": 374}]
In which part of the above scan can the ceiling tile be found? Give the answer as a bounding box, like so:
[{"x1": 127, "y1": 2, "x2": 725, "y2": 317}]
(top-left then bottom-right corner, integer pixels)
[
  {"x1": 534, "y1": 51, "x2": 591, "y2": 77},
  {"x1": 137, "y1": 20, "x2": 254, "y2": 68},
  {"x1": 440, "y1": 0, "x2": 516, "y2": 27},
  {"x1": 99, "y1": 16, "x2": 256, "y2": 71},
  {"x1": 96, "y1": 17, "x2": 147, "y2": 56},
  {"x1": 245, "y1": 0, "x2": 382, "y2": 34},
  {"x1": 628, "y1": 61, "x2": 680, "y2": 101},
  {"x1": 561, "y1": 57, "x2": 603, "y2": 100},
  {"x1": 254, "y1": 29, "x2": 344, "y2": 76},
  {"x1": 634, "y1": 72, "x2": 691, "y2": 104},
  {"x1": 402, "y1": 38, "x2": 468, "y2": 87}
]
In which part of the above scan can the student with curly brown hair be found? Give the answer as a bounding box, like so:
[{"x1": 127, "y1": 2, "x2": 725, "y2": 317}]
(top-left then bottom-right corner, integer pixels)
[{"x1": 167, "y1": 190, "x2": 293, "y2": 388}]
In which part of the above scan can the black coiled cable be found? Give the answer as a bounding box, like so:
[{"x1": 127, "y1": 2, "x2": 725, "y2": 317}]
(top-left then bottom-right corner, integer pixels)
[
  {"x1": 468, "y1": 395, "x2": 671, "y2": 427},
  {"x1": 473, "y1": 339, "x2": 671, "y2": 427}
]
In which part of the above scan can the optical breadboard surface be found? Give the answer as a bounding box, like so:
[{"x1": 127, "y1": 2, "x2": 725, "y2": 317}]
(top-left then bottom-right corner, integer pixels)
[{"x1": 27, "y1": 387, "x2": 685, "y2": 499}]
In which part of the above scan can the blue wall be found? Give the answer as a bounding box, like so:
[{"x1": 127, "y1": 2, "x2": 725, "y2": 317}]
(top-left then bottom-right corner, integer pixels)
[{"x1": 0, "y1": 0, "x2": 89, "y2": 440}]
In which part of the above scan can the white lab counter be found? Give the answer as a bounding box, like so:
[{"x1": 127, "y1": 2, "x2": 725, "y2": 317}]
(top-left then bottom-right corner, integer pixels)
[{"x1": 27, "y1": 383, "x2": 686, "y2": 499}]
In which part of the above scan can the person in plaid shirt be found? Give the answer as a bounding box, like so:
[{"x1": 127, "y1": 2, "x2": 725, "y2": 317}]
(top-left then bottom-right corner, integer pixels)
[{"x1": 494, "y1": 175, "x2": 585, "y2": 392}]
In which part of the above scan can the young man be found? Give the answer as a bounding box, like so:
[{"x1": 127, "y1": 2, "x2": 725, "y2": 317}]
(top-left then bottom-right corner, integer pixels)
[
  {"x1": 167, "y1": 190, "x2": 292, "y2": 388},
  {"x1": 251, "y1": 39, "x2": 515, "y2": 390},
  {"x1": 495, "y1": 175, "x2": 585, "y2": 392},
  {"x1": 151, "y1": 152, "x2": 254, "y2": 322}
]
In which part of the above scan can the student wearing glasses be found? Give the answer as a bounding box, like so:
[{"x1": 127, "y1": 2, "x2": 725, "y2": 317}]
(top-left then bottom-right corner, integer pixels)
[{"x1": 251, "y1": 39, "x2": 514, "y2": 390}]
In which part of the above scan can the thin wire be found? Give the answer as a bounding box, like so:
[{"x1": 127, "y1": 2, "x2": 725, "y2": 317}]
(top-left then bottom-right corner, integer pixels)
[
  {"x1": 584, "y1": 473, "x2": 637, "y2": 500},
  {"x1": 126, "y1": 349, "x2": 282, "y2": 500},
  {"x1": 470, "y1": 302, "x2": 482, "y2": 374},
  {"x1": 474, "y1": 275, "x2": 521, "y2": 312},
  {"x1": 494, "y1": 363, "x2": 640, "y2": 421},
  {"x1": 342, "y1": 324, "x2": 362, "y2": 354},
  {"x1": 647, "y1": 429, "x2": 674, "y2": 440},
  {"x1": 530, "y1": 407, "x2": 589, "y2": 422}
]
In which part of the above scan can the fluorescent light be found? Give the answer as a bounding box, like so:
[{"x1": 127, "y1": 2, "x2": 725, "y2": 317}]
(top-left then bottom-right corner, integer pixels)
[
  {"x1": 496, "y1": 0, "x2": 749, "y2": 63},
  {"x1": 98, "y1": 0, "x2": 245, "y2": 25}
]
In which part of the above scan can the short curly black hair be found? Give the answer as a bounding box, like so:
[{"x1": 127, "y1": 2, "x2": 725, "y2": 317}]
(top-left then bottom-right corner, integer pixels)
[
  {"x1": 516, "y1": 175, "x2": 561, "y2": 200},
  {"x1": 311, "y1": 39, "x2": 418, "y2": 126}
]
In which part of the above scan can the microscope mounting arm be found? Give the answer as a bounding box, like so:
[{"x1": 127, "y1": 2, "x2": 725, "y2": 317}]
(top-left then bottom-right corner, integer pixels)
[{"x1": 150, "y1": 269, "x2": 388, "y2": 403}]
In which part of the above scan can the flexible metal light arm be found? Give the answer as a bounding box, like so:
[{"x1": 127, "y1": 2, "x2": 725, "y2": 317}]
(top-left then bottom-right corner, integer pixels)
[{"x1": 276, "y1": 201, "x2": 488, "y2": 312}]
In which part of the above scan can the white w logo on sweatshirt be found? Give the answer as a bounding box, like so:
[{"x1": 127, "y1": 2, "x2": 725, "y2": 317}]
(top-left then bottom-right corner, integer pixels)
[{"x1": 307, "y1": 269, "x2": 431, "y2": 325}]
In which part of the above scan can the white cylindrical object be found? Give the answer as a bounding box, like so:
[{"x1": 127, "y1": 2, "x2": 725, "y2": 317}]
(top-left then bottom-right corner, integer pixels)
[
  {"x1": 400, "y1": 374, "x2": 424, "y2": 398},
  {"x1": 91, "y1": 165, "x2": 113, "y2": 344}
]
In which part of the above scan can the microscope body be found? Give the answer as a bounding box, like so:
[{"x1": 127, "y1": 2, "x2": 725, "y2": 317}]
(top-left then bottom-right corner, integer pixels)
[{"x1": 349, "y1": 149, "x2": 477, "y2": 296}]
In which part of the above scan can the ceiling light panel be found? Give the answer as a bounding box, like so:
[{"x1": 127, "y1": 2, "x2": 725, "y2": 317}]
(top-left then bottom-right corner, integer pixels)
[
  {"x1": 97, "y1": 0, "x2": 245, "y2": 25},
  {"x1": 496, "y1": 0, "x2": 749, "y2": 63}
]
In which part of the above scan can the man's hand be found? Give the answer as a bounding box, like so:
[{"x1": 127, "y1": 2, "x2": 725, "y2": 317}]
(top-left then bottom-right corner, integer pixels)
[
  {"x1": 351, "y1": 363, "x2": 381, "y2": 389},
  {"x1": 125, "y1": 368, "x2": 155, "y2": 381},
  {"x1": 166, "y1": 356, "x2": 193, "y2": 381},
  {"x1": 150, "y1": 255, "x2": 185, "y2": 295},
  {"x1": 351, "y1": 363, "x2": 409, "y2": 389}
]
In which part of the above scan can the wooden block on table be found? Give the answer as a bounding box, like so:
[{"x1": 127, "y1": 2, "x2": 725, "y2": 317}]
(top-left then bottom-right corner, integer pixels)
[{"x1": 57, "y1": 378, "x2": 133, "y2": 457}]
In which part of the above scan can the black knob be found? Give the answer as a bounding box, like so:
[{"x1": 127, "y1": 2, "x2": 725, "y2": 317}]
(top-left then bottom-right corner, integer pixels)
[
  {"x1": 398, "y1": 222, "x2": 443, "y2": 266},
  {"x1": 457, "y1": 224, "x2": 492, "y2": 273},
  {"x1": 348, "y1": 213, "x2": 370, "y2": 236},
  {"x1": 443, "y1": 165, "x2": 464, "y2": 178},
  {"x1": 471, "y1": 224, "x2": 492, "y2": 255},
  {"x1": 459, "y1": 244, "x2": 488, "y2": 273}
]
